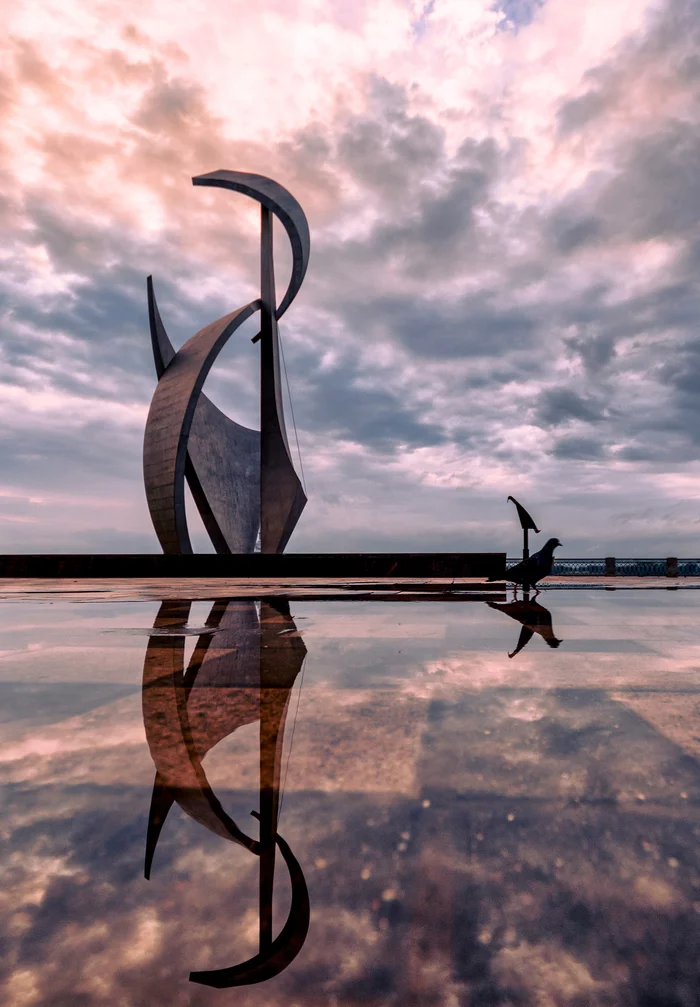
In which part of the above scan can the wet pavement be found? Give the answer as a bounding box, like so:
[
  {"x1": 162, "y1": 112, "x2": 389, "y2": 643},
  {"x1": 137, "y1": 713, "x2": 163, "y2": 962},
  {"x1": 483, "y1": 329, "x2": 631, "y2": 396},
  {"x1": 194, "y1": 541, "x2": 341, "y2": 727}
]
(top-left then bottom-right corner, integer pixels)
[{"x1": 2, "y1": 586, "x2": 700, "y2": 1005}]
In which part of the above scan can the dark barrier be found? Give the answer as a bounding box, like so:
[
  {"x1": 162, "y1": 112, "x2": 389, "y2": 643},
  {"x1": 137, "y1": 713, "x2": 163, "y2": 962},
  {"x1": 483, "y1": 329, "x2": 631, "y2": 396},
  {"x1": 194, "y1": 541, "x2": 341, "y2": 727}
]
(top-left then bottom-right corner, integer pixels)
[{"x1": 0, "y1": 553, "x2": 506, "y2": 580}]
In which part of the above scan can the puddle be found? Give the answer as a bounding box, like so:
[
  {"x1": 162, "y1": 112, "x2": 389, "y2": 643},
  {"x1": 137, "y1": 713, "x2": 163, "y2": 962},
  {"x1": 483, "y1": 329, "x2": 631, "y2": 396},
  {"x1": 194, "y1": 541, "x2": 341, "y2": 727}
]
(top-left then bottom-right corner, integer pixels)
[{"x1": 2, "y1": 590, "x2": 700, "y2": 1004}]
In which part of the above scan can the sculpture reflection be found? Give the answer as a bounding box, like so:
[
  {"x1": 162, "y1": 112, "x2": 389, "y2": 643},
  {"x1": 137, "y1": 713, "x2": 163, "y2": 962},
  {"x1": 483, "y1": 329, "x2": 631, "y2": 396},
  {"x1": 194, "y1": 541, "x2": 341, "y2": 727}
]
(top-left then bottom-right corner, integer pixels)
[
  {"x1": 141, "y1": 597, "x2": 309, "y2": 987},
  {"x1": 488, "y1": 593, "x2": 562, "y2": 657}
]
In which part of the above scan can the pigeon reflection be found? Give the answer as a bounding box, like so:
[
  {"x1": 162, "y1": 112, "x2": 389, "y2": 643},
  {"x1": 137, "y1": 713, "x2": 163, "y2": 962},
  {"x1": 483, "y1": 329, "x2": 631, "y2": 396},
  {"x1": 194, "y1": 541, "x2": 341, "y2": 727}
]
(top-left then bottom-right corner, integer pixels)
[
  {"x1": 141, "y1": 597, "x2": 309, "y2": 987},
  {"x1": 488, "y1": 594, "x2": 562, "y2": 657}
]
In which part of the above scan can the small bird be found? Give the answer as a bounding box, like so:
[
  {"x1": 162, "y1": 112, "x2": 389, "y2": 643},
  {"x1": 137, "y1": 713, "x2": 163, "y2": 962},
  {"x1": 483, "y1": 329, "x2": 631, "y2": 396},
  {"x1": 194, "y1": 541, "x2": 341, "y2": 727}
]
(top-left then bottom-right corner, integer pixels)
[{"x1": 490, "y1": 537, "x2": 562, "y2": 588}]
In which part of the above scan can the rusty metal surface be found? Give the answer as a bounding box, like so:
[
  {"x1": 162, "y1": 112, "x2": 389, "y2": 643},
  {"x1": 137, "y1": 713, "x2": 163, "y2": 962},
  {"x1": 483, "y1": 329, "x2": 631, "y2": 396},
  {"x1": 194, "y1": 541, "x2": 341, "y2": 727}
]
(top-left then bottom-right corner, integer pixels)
[
  {"x1": 187, "y1": 395, "x2": 261, "y2": 554},
  {"x1": 143, "y1": 302, "x2": 260, "y2": 554}
]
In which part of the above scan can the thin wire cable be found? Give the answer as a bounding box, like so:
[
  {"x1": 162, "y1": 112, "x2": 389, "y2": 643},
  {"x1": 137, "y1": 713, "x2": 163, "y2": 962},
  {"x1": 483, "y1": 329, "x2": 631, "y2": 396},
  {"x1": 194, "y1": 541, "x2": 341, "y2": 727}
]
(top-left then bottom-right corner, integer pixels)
[
  {"x1": 278, "y1": 326, "x2": 307, "y2": 494},
  {"x1": 278, "y1": 653, "x2": 306, "y2": 821}
]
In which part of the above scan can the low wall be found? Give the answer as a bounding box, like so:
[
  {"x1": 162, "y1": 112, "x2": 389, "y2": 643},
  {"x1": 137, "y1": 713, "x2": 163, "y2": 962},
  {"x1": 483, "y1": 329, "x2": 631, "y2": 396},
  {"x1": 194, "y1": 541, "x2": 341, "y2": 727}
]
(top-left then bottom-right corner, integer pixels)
[{"x1": 0, "y1": 553, "x2": 506, "y2": 580}]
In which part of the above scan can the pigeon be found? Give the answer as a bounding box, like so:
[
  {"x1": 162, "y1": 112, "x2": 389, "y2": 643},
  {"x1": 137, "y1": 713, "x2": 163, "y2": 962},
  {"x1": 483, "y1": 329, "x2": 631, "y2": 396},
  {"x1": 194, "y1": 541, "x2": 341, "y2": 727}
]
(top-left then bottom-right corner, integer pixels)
[
  {"x1": 487, "y1": 598, "x2": 562, "y2": 657},
  {"x1": 489, "y1": 537, "x2": 562, "y2": 587}
]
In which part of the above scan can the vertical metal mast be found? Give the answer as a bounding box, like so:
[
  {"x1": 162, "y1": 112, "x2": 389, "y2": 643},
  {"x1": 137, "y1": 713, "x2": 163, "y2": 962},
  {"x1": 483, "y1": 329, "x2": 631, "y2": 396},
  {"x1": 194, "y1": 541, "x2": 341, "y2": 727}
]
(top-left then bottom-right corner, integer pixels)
[
  {"x1": 259, "y1": 205, "x2": 306, "y2": 553},
  {"x1": 259, "y1": 204, "x2": 277, "y2": 554}
]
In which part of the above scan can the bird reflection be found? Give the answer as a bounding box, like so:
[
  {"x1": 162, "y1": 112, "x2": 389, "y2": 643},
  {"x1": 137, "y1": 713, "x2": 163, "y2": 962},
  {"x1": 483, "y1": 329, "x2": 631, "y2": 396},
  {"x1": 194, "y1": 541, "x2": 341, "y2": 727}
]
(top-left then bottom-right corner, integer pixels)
[
  {"x1": 488, "y1": 593, "x2": 562, "y2": 657},
  {"x1": 141, "y1": 597, "x2": 309, "y2": 987}
]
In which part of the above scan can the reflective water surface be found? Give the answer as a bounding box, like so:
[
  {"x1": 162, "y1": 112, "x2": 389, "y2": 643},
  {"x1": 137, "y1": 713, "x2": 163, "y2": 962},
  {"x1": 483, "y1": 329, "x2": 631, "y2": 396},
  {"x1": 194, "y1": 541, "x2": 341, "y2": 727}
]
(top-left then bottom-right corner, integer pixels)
[{"x1": 3, "y1": 589, "x2": 700, "y2": 1005}]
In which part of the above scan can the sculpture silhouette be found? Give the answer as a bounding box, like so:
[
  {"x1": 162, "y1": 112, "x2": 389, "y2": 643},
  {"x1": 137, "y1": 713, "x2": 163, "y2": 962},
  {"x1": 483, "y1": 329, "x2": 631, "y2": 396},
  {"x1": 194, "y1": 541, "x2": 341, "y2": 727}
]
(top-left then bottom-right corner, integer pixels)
[
  {"x1": 141, "y1": 596, "x2": 309, "y2": 987},
  {"x1": 143, "y1": 171, "x2": 309, "y2": 555}
]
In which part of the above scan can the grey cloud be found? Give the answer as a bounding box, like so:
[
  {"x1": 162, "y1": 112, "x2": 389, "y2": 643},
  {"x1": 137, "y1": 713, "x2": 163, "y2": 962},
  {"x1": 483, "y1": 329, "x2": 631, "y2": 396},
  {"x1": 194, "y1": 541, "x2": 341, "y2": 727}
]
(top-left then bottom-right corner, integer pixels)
[
  {"x1": 602, "y1": 282, "x2": 699, "y2": 344},
  {"x1": 659, "y1": 339, "x2": 700, "y2": 397},
  {"x1": 322, "y1": 85, "x2": 500, "y2": 280},
  {"x1": 535, "y1": 388, "x2": 607, "y2": 427},
  {"x1": 294, "y1": 357, "x2": 446, "y2": 451},
  {"x1": 497, "y1": 0, "x2": 547, "y2": 28},
  {"x1": 549, "y1": 0, "x2": 700, "y2": 267},
  {"x1": 557, "y1": 0, "x2": 700, "y2": 140},
  {"x1": 412, "y1": 161, "x2": 493, "y2": 247},
  {"x1": 547, "y1": 210, "x2": 603, "y2": 254},
  {"x1": 1, "y1": 196, "x2": 261, "y2": 403},
  {"x1": 329, "y1": 291, "x2": 537, "y2": 361},
  {"x1": 597, "y1": 124, "x2": 700, "y2": 244},
  {"x1": 0, "y1": 421, "x2": 142, "y2": 492},
  {"x1": 371, "y1": 137, "x2": 498, "y2": 269},
  {"x1": 337, "y1": 77, "x2": 445, "y2": 202},
  {"x1": 564, "y1": 331, "x2": 616, "y2": 374},
  {"x1": 614, "y1": 439, "x2": 689, "y2": 462},
  {"x1": 497, "y1": 0, "x2": 546, "y2": 29},
  {"x1": 557, "y1": 90, "x2": 609, "y2": 136},
  {"x1": 131, "y1": 76, "x2": 206, "y2": 135},
  {"x1": 551, "y1": 435, "x2": 606, "y2": 460}
]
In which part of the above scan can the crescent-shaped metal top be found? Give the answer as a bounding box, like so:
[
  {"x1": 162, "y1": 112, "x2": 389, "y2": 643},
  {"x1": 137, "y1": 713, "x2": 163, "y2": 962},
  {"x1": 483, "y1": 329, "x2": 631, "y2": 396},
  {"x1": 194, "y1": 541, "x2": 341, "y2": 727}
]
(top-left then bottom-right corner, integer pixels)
[
  {"x1": 193, "y1": 170, "x2": 310, "y2": 320},
  {"x1": 190, "y1": 817, "x2": 310, "y2": 988}
]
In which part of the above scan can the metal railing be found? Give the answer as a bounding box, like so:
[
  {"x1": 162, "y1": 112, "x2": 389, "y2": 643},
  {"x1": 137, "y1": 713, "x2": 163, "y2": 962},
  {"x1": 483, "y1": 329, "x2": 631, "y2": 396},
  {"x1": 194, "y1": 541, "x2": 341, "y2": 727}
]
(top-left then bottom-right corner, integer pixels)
[
  {"x1": 504, "y1": 557, "x2": 700, "y2": 577},
  {"x1": 551, "y1": 558, "x2": 607, "y2": 576}
]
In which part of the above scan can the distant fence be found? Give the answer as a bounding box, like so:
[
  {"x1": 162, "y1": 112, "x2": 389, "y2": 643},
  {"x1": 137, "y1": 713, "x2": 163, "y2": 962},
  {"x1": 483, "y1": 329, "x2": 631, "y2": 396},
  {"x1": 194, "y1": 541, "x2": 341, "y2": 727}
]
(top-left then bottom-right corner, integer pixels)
[{"x1": 505, "y1": 557, "x2": 700, "y2": 577}]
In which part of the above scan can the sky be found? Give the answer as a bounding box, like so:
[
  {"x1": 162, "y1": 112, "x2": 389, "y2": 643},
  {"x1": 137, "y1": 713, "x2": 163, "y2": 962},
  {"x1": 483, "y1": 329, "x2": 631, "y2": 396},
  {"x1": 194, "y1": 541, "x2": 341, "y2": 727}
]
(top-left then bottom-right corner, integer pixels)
[{"x1": 1, "y1": 0, "x2": 700, "y2": 556}]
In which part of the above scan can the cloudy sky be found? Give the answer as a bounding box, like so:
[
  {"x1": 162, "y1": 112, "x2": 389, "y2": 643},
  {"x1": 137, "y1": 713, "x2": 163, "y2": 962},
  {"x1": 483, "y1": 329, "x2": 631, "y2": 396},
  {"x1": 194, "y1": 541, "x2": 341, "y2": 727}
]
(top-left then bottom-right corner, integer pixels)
[{"x1": 1, "y1": 0, "x2": 699, "y2": 556}]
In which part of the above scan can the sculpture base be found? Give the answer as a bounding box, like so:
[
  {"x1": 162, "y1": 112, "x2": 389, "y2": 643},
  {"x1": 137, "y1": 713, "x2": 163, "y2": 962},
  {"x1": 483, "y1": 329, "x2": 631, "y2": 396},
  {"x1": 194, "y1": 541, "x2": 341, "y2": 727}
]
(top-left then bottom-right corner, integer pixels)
[{"x1": 0, "y1": 553, "x2": 505, "y2": 580}]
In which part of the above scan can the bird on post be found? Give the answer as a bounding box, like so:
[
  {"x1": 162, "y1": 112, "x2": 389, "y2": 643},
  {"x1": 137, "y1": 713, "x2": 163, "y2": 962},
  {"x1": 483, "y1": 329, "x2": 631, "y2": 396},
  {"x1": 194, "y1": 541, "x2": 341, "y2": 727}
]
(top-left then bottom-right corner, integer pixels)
[{"x1": 490, "y1": 538, "x2": 562, "y2": 592}]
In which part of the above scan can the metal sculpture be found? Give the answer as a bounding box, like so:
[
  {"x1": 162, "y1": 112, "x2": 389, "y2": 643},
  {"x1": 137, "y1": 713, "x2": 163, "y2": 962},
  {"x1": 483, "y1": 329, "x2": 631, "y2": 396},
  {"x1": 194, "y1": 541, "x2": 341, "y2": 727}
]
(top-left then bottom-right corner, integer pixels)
[
  {"x1": 143, "y1": 170, "x2": 309, "y2": 554},
  {"x1": 142, "y1": 596, "x2": 309, "y2": 986},
  {"x1": 507, "y1": 495, "x2": 540, "y2": 563}
]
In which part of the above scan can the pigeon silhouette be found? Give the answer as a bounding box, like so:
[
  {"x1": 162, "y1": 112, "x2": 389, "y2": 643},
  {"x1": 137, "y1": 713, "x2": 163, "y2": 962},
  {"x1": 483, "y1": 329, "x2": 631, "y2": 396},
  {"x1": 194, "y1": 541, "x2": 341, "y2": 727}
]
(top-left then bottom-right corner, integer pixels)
[
  {"x1": 490, "y1": 537, "x2": 562, "y2": 587},
  {"x1": 487, "y1": 598, "x2": 562, "y2": 657}
]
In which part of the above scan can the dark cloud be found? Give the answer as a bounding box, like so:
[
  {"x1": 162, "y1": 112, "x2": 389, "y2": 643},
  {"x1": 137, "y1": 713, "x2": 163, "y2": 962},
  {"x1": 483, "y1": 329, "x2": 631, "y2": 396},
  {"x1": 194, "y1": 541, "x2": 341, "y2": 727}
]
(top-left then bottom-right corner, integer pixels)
[
  {"x1": 315, "y1": 92, "x2": 501, "y2": 286},
  {"x1": 0, "y1": 193, "x2": 262, "y2": 405},
  {"x1": 598, "y1": 123, "x2": 700, "y2": 243},
  {"x1": 551, "y1": 435, "x2": 606, "y2": 460},
  {"x1": 497, "y1": 0, "x2": 546, "y2": 29},
  {"x1": 295, "y1": 358, "x2": 446, "y2": 451},
  {"x1": 564, "y1": 331, "x2": 616, "y2": 375},
  {"x1": 535, "y1": 388, "x2": 607, "y2": 427},
  {"x1": 0, "y1": 421, "x2": 142, "y2": 490},
  {"x1": 547, "y1": 210, "x2": 603, "y2": 254},
  {"x1": 131, "y1": 76, "x2": 206, "y2": 136},
  {"x1": 337, "y1": 76, "x2": 446, "y2": 202},
  {"x1": 329, "y1": 290, "x2": 537, "y2": 360},
  {"x1": 557, "y1": 0, "x2": 700, "y2": 140},
  {"x1": 557, "y1": 90, "x2": 609, "y2": 135}
]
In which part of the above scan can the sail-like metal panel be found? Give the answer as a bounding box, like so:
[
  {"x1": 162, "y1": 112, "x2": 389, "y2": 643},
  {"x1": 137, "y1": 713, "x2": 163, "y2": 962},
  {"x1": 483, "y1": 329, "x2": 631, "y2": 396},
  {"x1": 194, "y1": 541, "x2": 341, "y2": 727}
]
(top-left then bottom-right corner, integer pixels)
[{"x1": 143, "y1": 302, "x2": 260, "y2": 554}]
